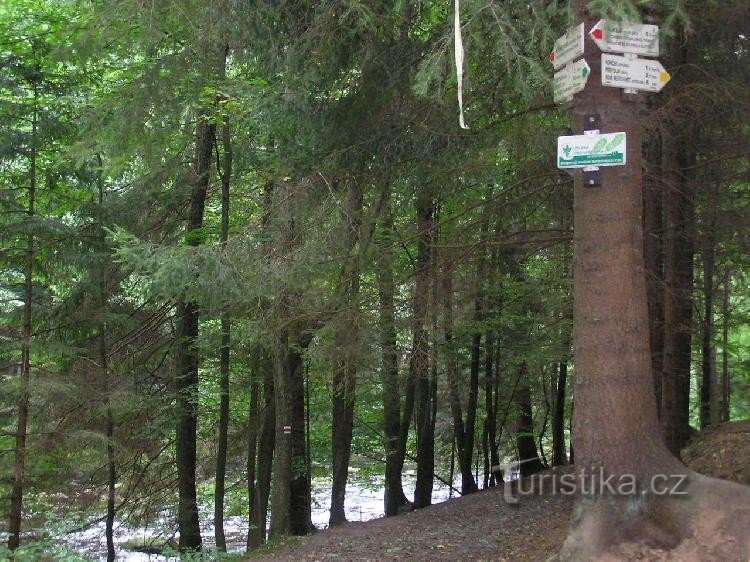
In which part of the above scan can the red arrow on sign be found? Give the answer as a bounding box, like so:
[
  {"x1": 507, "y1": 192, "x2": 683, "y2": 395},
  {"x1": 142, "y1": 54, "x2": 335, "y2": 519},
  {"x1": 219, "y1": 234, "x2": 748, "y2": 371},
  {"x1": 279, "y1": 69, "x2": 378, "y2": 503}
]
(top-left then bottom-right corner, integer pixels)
[
  {"x1": 591, "y1": 28, "x2": 603, "y2": 40},
  {"x1": 549, "y1": 51, "x2": 555, "y2": 63}
]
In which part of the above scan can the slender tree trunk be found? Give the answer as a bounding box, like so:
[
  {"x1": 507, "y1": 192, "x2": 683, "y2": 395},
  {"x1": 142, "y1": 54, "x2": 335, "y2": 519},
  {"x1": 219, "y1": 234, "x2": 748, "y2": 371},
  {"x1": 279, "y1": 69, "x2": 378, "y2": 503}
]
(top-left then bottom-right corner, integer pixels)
[
  {"x1": 270, "y1": 320, "x2": 293, "y2": 538},
  {"x1": 442, "y1": 267, "x2": 475, "y2": 495},
  {"x1": 377, "y1": 199, "x2": 410, "y2": 515},
  {"x1": 100, "y1": 319, "x2": 116, "y2": 562},
  {"x1": 175, "y1": 115, "x2": 214, "y2": 551},
  {"x1": 660, "y1": 41, "x2": 696, "y2": 457},
  {"x1": 8, "y1": 88, "x2": 36, "y2": 552},
  {"x1": 412, "y1": 185, "x2": 434, "y2": 509},
  {"x1": 214, "y1": 116, "x2": 233, "y2": 552},
  {"x1": 96, "y1": 159, "x2": 116, "y2": 562},
  {"x1": 248, "y1": 359, "x2": 274, "y2": 550},
  {"x1": 537, "y1": 370, "x2": 551, "y2": 467},
  {"x1": 552, "y1": 328, "x2": 570, "y2": 466},
  {"x1": 700, "y1": 183, "x2": 720, "y2": 429},
  {"x1": 721, "y1": 269, "x2": 731, "y2": 422},
  {"x1": 269, "y1": 182, "x2": 312, "y2": 539},
  {"x1": 288, "y1": 342, "x2": 312, "y2": 535},
  {"x1": 245, "y1": 374, "x2": 259, "y2": 546},
  {"x1": 248, "y1": 183, "x2": 276, "y2": 550},
  {"x1": 481, "y1": 330, "x2": 494, "y2": 488},
  {"x1": 700, "y1": 232, "x2": 715, "y2": 429},
  {"x1": 514, "y1": 363, "x2": 545, "y2": 477},
  {"x1": 461, "y1": 219, "x2": 487, "y2": 494},
  {"x1": 330, "y1": 182, "x2": 363, "y2": 526},
  {"x1": 660, "y1": 127, "x2": 695, "y2": 456},
  {"x1": 483, "y1": 330, "x2": 500, "y2": 486}
]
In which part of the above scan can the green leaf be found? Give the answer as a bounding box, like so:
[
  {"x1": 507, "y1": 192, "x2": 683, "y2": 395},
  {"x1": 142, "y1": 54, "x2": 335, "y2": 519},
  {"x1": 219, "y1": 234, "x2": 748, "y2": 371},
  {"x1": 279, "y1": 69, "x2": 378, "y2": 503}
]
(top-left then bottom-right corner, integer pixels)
[
  {"x1": 590, "y1": 138, "x2": 608, "y2": 155},
  {"x1": 605, "y1": 133, "x2": 625, "y2": 153}
]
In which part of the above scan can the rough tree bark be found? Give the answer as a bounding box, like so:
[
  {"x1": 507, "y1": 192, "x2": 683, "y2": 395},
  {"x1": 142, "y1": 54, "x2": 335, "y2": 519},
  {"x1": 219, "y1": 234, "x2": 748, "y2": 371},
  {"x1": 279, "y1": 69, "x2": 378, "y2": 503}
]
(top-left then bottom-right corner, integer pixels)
[
  {"x1": 643, "y1": 134, "x2": 664, "y2": 414},
  {"x1": 559, "y1": 4, "x2": 750, "y2": 559}
]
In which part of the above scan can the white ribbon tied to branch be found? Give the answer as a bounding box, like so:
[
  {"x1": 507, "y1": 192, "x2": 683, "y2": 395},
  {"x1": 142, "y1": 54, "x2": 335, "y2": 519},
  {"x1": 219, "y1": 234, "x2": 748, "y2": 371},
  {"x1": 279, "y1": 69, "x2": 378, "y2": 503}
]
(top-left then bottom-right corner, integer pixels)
[{"x1": 454, "y1": 0, "x2": 469, "y2": 129}]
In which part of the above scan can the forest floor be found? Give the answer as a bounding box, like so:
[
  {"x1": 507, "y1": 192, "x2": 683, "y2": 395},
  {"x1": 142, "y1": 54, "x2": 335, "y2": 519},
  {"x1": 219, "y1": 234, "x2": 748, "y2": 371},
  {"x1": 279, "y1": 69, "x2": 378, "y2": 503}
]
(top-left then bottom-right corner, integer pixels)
[
  {"x1": 246, "y1": 421, "x2": 750, "y2": 562},
  {"x1": 249, "y1": 480, "x2": 573, "y2": 561}
]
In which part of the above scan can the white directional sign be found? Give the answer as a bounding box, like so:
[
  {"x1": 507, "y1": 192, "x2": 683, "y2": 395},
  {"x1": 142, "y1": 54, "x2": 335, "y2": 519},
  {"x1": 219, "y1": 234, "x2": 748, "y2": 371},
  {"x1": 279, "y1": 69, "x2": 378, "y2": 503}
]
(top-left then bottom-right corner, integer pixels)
[
  {"x1": 553, "y1": 59, "x2": 591, "y2": 103},
  {"x1": 589, "y1": 20, "x2": 659, "y2": 57},
  {"x1": 557, "y1": 133, "x2": 627, "y2": 169},
  {"x1": 601, "y1": 54, "x2": 671, "y2": 92},
  {"x1": 550, "y1": 23, "x2": 584, "y2": 70}
]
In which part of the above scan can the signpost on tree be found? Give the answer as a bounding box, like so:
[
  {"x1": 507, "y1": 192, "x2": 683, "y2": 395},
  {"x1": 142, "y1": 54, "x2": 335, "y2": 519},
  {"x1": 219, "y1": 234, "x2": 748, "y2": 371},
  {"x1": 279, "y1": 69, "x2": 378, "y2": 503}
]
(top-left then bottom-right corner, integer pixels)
[
  {"x1": 601, "y1": 54, "x2": 670, "y2": 93},
  {"x1": 553, "y1": 59, "x2": 591, "y2": 103},
  {"x1": 588, "y1": 19, "x2": 659, "y2": 57}
]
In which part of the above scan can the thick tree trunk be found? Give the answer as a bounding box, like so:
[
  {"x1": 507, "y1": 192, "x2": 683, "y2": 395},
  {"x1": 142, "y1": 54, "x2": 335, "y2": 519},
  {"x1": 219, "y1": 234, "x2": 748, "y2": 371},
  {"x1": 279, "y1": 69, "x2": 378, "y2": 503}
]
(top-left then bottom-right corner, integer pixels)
[
  {"x1": 412, "y1": 185, "x2": 435, "y2": 509},
  {"x1": 643, "y1": 135, "x2": 664, "y2": 414},
  {"x1": 560, "y1": 6, "x2": 750, "y2": 558},
  {"x1": 214, "y1": 119, "x2": 232, "y2": 552},
  {"x1": 175, "y1": 116, "x2": 214, "y2": 551},
  {"x1": 8, "y1": 88, "x2": 36, "y2": 553},
  {"x1": 330, "y1": 182, "x2": 363, "y2": 526},
  {"x1": 377, "y1": 199, "x2": 410, "y2": 515},
  {"x1": 514, "y1": 363, "x2": 545, "y2": 477}
]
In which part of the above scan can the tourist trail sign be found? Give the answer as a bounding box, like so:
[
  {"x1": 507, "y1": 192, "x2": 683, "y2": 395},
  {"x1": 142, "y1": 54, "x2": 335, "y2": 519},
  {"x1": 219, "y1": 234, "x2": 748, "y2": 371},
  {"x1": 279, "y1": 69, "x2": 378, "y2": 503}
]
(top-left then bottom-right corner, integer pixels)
[
  {"x1": 589, "y1": 20, "x2": 659, "y2": 57},
  {"x1": 553, "y1": 59, "x2": 591, "y2": 103},
  {"x1": 601, "y1": 54, "x2": 671, "y2": 92},
  {"x1": 557, "y1": 133, "x2": 627, "y2": 169},
  {"x1": 550, "y1": 23, "x2": 584, "y2": 70}
]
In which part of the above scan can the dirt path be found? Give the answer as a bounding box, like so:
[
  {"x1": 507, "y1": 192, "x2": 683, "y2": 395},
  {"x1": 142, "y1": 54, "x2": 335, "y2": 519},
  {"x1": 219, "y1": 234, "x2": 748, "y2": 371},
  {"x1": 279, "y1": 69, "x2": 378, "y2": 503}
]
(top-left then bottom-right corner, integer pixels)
[
  {"x1": 246, "y1": 423, "x2": 750, "y2": 561},
  {"x1": 248, "y1": 483, "x2": 574, "y2": 561}
]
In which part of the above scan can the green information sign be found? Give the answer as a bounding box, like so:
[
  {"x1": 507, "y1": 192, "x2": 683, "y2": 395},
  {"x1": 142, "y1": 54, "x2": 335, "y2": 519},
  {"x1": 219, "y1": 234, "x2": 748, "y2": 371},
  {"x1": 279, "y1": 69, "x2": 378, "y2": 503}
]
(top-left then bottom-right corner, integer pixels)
[{"x1": 557, "y1": 132, "x2": 627, "y2": 169}]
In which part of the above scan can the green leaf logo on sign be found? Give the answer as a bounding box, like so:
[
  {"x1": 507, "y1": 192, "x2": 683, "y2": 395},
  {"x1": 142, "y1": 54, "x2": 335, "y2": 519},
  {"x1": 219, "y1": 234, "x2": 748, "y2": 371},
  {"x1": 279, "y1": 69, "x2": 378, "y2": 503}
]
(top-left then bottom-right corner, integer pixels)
[{"x1": 557, "y1": 132, "x2": 627, "y2": 169}]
